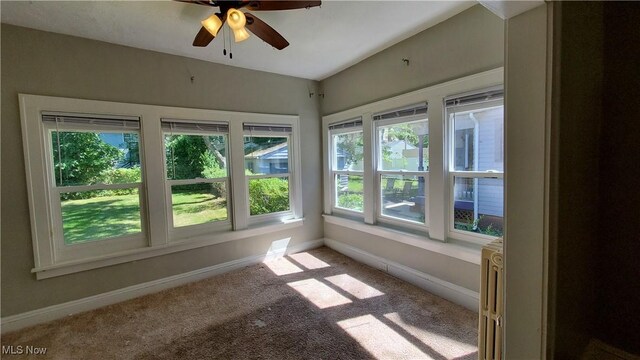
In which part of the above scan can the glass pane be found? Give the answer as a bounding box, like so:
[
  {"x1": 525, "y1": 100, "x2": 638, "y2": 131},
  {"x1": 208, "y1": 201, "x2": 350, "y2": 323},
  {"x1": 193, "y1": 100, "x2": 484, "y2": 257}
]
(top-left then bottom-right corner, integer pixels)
[
  {"x1": 248, "y1": 177, "x2": 290, "y2": 216},
  {"x1": 451, "y1": 104, "x2": 503, "y2": 172},
  {"x1": 333, "y1": 131, "x2": 364, "y2": 171},
  {"x1": 380, "y1": 175, "x2": 426, "y2": 224},
  {"x1": 60, "y1": 188, "x2": 141, "y2": 244},
  {"x1": 51, "y1": 131, "x2": 141, "y2": 186},
  {"x1": 165, "y1": 134, "x2": 228, "y2": 180},
  {"x1": 335, "y1": 174, "x2": 363, "y2": 212},
  {"x1": 171, "y1": 183, "x2": 228, "y2": 227},
  {"x1": 377, "y1": 119, "x2": 428, "y2": 171},
  {"x1": 453, "y1": 177, "x2": 503, "y2": 237},
  {"x1": 244, "y1": 136, "x2": 289, "y2": 175}
]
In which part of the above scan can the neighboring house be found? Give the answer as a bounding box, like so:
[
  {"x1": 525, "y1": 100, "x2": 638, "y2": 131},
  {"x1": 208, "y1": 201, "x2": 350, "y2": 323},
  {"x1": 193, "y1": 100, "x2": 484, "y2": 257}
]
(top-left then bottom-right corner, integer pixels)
[
  {"x1": 381, "y1": 140, "x2": 423, "y2": 171},
  {"x1": 99, "y1": 133, "x2": 137, "y2": 168},
  {"x1": 244, "y1": 142, "x2": 289, "y2": 174},
  {"x1": 453, "y1": 106, "x2": 504, "y2": 219}
]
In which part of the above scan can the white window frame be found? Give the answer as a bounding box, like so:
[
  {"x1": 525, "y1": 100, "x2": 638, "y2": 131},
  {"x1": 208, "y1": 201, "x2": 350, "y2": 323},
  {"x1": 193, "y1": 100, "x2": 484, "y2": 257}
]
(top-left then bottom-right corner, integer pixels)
[
  {"x1": 374, "y1": 115, "x2": 429, "y2": 233},
  {"x1": 322, "y1": 68, "x2": 504, "y2": 245},
  {"x1": 329, "y1": 122, "x2": 365, "y2": 217},
  {"x1": 243, "y1": 128, "x2": 297, "y2": 224},
  {"x1": 20, "y1": 94, "x2": 303, "y2": 279},
  {"x1": 447, "y1": 95, "x2": 504, "y2": 244},
  {"x1": 41, "y1": 118, "x2": 148, "y2": 262},
  {"x1": 161, "y1": 120, "x2": 232, "y2": 240}
]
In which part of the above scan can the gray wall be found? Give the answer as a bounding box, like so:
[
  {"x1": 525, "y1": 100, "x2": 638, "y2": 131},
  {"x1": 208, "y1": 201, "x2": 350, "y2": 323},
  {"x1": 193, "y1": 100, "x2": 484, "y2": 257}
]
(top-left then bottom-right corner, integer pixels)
[
  {"x1": 503, "y1": 4, "x2": 548, "y2": 359},
  {"x1": 0, "y1": 24, "x2": 322, "y2": 316},
  {"x1": 320, "y1": 5, "x2": 504, "y2": 294},
  {"x1": 320, "y1": 5, "x2": 504, "y2": 115},
  {"x1": 325, "y1": 224, "x2": 480, "y2": 292}
]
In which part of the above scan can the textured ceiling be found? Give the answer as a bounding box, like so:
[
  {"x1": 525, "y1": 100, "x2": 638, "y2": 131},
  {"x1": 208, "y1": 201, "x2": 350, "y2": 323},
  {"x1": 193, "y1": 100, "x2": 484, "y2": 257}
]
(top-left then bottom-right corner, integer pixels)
[{"x1": 1, "y1": 1, "x2": 476, "y2": 80}]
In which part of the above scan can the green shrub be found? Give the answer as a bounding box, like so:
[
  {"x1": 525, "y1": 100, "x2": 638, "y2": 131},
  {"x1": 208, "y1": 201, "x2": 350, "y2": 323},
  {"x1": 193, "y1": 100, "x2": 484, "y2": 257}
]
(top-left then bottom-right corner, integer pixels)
[
  {"x1": 249, "y1": 178, "x2": 289, "y2": 215},
  {"x1": 201, "y1": 153, "x2": 227, "y2": 197},
  {"x1": 338, "y1": 193, "x2": 363, "y2": 211},
  {"x1": 101, "y1": 167, "x2": 142, "y2": 196}
]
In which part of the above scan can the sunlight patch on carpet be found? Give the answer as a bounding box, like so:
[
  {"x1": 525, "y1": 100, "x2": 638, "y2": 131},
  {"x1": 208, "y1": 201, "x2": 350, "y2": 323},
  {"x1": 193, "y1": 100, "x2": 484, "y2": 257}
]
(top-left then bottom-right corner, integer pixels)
[
  {"x1": 337, "y1": 314, "x2": 430, "y2": 359},
  {"x1": 264, "y1": 257, "x2": 304, "y2": 276},
  {"x1": 384, "y1": 312, "x2": 478, "y2": 358},
  {"x1": 288, "y1": 252, "x2": 331, "y2": 269},
  {"x1": 324, "y1": 274, "x2": 385, "y2": 299},
  {"x1": 287, "y1": 278, "x2": 352, "y2": 309}
]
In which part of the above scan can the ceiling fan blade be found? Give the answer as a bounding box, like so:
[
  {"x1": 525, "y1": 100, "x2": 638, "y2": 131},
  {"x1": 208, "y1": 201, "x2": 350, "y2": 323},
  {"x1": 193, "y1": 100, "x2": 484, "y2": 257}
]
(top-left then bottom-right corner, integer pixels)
[
  {"x1": 175, "y1": 0, "x2": 216, "y2": 7},
  {"x1": 244, "y1": 12, "x2": 289, "y2": 50},
  {"x1": 245, "y1": 1, "x2": 321, "y2": 11},
  {"x1": 193, "y1": 26, "x2": 215, "y2": 47}
]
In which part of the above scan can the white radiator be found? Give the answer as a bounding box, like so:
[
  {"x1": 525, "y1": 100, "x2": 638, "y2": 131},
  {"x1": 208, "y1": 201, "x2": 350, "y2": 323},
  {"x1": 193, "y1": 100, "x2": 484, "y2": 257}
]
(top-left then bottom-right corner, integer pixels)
[{"x1": 479, "y1": 238, "x2": 504, "y2": 360}]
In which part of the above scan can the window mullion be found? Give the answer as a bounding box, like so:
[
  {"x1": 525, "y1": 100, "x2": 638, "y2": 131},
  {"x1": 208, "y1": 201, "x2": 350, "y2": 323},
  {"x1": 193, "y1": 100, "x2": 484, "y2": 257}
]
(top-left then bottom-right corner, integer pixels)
[
  {"x1": 362, "y1": 112, "x2": 375, "y2": 224},
  {"x1": 229, "y1": 116, "x2": 249, "y2": 230},
  {"x1": 427, "y1": 99, "x2": 446, "y2": 241},
  {"x1": 142, "y1": 116, "x2": 168, "y2": 247}
]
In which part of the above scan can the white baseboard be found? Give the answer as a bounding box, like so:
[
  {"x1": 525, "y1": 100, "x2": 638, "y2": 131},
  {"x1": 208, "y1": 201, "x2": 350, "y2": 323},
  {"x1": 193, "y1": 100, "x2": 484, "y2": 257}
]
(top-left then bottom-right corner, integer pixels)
[
  {"x1": 1, "y1": 239, "x2": 324, "y2": 334},
  {"x1": 324, "y1": 238, "x2": 480, "y2": 312}
]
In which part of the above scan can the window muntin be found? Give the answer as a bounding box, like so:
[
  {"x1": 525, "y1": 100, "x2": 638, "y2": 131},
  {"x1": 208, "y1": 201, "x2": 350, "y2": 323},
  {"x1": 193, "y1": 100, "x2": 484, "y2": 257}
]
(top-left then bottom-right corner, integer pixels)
[
  {"x1": 163, "y1": 121, "x2": 230, "y2": 230},
  {"x1": 244, "y1": 131, "x2": 292, "y2": 217},
  {"x1": 329, "y1": 119, "x2": 364, "y2": 214},
  {"x1": 47, "y1": 122, "x2": 144, "y2": 246},
  {"x1": 447, "y1": 94, "x2": 504, "y2": 239},
  {"x1": 375, "y1": 113, "x2": 429, "y2": 227}
]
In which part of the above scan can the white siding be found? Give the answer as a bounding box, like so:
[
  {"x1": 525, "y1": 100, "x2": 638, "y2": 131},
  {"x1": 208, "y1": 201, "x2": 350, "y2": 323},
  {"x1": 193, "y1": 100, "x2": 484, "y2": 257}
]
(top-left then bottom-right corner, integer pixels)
[{"x1": 477, "y1": 107, "x2": 504, "y2": 217}]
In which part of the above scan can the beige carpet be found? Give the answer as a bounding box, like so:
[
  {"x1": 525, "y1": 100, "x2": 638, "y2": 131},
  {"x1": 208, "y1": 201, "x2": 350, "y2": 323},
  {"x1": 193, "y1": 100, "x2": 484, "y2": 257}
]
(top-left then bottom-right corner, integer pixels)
[{"x1": 1, "y1": 247, "x2": 478, "y2": 359}]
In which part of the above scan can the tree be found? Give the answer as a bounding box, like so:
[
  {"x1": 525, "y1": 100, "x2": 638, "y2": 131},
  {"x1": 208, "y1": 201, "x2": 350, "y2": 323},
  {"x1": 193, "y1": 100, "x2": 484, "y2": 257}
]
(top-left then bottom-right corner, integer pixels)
[
  {"x1": 165, "y1": 135, "x2": 226, "y2": 180},
  {"x1": 52, "y1": 132, "x2": 122, "y2": 186},
  {"x1": 335, "y1": 132, "x2": 364, "y2": 169}
]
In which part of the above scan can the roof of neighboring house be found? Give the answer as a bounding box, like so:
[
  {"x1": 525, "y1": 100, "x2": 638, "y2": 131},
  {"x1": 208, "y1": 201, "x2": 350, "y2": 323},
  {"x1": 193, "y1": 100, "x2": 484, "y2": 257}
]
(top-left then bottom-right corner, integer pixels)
[{"x1": 244, "y1": 142, "x2": 288, "y2": 159}]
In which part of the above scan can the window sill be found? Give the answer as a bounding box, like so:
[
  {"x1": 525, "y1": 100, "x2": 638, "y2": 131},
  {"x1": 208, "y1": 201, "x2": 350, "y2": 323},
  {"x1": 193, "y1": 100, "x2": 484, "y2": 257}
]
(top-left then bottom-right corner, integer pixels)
[
  {"x1": 32, "y1": 218, "x2": 305, "y2": 280},
  {"x1": 323, "y1": 214, "x2": 481, "y2": 265}
]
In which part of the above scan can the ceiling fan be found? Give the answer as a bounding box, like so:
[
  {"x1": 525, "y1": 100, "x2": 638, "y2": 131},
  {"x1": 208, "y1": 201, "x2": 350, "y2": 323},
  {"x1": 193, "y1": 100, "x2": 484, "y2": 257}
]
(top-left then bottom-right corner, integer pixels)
[{"x1": 179, "y1": 1, "x2": 321, "y2": 52}]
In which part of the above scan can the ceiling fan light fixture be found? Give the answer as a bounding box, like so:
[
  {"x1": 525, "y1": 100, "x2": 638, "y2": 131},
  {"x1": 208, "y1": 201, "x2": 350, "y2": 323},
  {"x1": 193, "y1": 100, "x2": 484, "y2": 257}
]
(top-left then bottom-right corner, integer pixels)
[
  {"x1": 201, "y1": 14, "x2": 223, "y2": 36},
  {"x1": 232, "y1": 27, "x2": 250, "y2": 42},
  {"x1": 227, "y1": 8, "x2": 250, "y2": 42}
]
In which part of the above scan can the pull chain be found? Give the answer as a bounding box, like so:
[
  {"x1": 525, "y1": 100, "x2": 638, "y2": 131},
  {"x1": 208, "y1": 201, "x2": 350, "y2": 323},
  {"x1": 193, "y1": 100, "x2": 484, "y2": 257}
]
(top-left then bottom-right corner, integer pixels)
[
  {"x1": 222, "y1": 25, "x2": 227, "y2": 56},
  {"x1": 228, "y1": 29, "x2": 233, "y2": 59}
]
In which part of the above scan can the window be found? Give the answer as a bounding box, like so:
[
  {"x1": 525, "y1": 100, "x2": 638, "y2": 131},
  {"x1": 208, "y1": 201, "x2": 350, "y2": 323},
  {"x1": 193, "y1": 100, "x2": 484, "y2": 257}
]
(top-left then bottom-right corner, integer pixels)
[
  {"x1": 243, "y1": 124, "x2": 293, "y2": 220},
  {"x1": 329, "y1": 119, "x2": 364, "y2": 214},
  {"x1": 162, "y1": 120, "x2": 230, "y2": 234},
  {"x1": 322, "y1": 68, "x2": 504, "y2": 245},
  {"x1": 447, "y1": 89, "x2": 504, "y2": 239},
  {"x1": 43, "y1": 114, "x2": 147, "y2": 261},
  {"x1": 21, "y1": 95, "x2": 304, "y2": 278},
  {"x1": 374, "y1": 104, "x2": 429, "y2": 228}
]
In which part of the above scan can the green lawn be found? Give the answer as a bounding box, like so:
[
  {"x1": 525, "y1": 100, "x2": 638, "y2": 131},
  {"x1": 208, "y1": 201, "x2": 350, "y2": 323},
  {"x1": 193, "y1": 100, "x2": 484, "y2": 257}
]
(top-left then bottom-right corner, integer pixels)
[
  {"x1": 61, "y1": 193, "x2": 142, "y2": 244},
  {"x1": 171, "y1": 191, "x2": 227, "y2": 227},
  {"x1": 61, "y1": 191, "x2": 227, "y2": 244}
]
